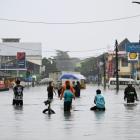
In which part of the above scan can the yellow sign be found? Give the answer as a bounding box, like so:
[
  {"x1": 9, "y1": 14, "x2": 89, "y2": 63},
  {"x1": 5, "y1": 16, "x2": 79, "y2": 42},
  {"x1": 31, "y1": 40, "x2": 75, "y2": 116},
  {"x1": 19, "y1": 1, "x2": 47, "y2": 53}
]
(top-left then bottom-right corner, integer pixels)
[{"x1": 128, "y1": 52, "x2": 138, "y2": 61}]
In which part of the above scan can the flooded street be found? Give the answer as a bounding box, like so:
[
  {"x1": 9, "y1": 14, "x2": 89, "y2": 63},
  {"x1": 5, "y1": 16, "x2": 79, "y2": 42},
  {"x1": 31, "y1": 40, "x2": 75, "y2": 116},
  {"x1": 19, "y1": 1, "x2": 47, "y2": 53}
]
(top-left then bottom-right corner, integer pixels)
[{"x1": 0, "y1": 85, "x2": 140, "y2": 140}]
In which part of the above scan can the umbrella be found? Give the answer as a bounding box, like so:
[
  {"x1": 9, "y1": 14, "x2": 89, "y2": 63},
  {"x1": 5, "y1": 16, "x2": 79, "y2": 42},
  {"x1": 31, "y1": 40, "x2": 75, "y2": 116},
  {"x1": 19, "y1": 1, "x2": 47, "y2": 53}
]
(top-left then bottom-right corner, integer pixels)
[{"x1": 60, "y1": 74, "x2": 78, "y2": 80}]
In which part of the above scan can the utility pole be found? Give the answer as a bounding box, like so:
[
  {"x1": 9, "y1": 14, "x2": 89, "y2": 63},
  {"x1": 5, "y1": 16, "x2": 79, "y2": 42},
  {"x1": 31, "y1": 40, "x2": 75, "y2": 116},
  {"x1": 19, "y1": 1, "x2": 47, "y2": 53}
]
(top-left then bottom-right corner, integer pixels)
[
  {"x1": 103, "y1": 54, "x2": 106, "y2": 90},
  {"x1": 97, "y1": 60, "x2": 100, "y2": 86},
  {"x1": 115, "y1": 40, "x2": 119, "y2": 92}
]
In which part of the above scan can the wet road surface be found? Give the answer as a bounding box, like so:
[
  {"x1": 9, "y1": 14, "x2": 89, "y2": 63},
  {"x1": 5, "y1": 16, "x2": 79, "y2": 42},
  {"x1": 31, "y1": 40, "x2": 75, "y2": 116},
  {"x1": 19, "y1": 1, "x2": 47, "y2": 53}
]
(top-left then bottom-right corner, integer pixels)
[{"x1": 0, "y1": 85, "x2": 140, "y2": 140}]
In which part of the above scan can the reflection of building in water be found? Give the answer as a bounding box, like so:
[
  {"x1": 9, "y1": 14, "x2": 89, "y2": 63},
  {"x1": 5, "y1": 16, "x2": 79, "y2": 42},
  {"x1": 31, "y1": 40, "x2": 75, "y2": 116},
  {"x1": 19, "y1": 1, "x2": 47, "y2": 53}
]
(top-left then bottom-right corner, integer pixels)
[{"x1": 0, "y1": 38, "x2": 42, "y2": 77}]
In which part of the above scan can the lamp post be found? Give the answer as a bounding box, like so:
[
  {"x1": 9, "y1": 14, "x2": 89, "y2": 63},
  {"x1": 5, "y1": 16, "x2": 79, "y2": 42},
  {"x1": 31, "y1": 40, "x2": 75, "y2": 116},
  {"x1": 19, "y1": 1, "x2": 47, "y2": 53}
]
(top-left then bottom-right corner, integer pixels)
[{"x1": 115, "y1": 40, "x2": 119, "y2": 92}]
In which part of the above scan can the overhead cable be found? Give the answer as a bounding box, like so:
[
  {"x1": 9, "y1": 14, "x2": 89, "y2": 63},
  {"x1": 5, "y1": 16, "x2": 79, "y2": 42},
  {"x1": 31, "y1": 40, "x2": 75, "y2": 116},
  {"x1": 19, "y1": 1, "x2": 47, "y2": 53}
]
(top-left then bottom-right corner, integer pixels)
[
  {"x1": 1, "y1": 43, "x2": 107, "y2": 53},
  {"x1": 0, "y1": 14, "x2": 140, "y2": 25}
]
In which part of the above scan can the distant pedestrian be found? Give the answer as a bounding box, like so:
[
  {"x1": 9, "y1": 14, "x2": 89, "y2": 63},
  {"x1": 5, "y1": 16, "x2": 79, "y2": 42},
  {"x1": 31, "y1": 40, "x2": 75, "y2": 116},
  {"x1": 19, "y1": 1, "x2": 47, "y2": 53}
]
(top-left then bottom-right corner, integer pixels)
[
  {"x1": 57, "y1": 82, "x2": 63, "y2": 97},
  {"x1": 47, "y1": 81, "x2": 56, "y2": 100},
  {"x1": 63, "y1": 85, "x2": 75, "y2": 112},
  {"x1": 90, "y1": 89, "x2": 105, "y2": 111},
  {"x1": 32, "y1": 78, "x2": 35, "y2": 87},
  {"x1": 75, "y1": 81, "x2": 81, "y2": 97},
  {"x1": 13, "y1": 79, "x2": 24, "y2": 106},
  {"x1": 124, "y1": 83, "x2": 138, "y2": 103},
  {"x1": 72, "y1": 81, "x2": 76, "y2": 89}
]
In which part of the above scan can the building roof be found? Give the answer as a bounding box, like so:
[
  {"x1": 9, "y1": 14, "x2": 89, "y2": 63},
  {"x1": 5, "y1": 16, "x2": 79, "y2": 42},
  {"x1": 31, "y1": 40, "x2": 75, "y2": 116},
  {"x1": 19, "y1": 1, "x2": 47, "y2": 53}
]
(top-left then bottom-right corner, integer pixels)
[
  {"x1": 2, "y1": 38, "x2": 20, "y2": 43},
  {"x1": 118, "y1": 38, "x2": 130, "y2": 51},
  {"x1": 0, "y1": 42, "x2": 42, "y2": 56}
]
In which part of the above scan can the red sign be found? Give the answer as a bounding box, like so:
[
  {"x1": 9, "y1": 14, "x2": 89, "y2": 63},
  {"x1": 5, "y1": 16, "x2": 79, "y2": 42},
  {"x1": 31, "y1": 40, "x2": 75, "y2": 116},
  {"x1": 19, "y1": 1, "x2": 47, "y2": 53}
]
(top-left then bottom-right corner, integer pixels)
[
  {"x1": 16, "y1": 52, "x2": 26, "y2": 68},
  {"x1": 17, "y1": 52, "x2": 25, "y2": 60}
]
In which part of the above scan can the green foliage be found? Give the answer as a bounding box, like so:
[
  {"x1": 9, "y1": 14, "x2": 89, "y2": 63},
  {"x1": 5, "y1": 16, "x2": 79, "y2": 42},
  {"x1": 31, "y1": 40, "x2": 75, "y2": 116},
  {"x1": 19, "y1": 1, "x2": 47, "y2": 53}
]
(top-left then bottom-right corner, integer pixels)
[
  {"x1": 42, "y1": 57, "x2": 58, "y2": 77},
  {"x1": 55, "y1": 50, "x2": 74, "y2": 71},
  {"x1": 80, "y1": 57, "x2": 98, "y2": 77}
]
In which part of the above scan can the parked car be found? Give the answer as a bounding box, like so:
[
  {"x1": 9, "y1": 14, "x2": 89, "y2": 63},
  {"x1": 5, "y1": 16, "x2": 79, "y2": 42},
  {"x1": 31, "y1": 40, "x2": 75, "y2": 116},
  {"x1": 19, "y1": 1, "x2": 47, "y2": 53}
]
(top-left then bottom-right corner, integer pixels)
[{"x1": 108, "y1": 77, "x2": 136, "y2": 89}]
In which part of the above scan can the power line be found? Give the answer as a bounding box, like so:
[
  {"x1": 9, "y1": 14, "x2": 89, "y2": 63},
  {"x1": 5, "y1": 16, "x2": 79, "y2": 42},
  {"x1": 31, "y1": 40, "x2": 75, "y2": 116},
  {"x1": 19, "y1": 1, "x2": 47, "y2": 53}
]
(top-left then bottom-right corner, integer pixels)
[
  {"x1": 1, "y1": 44, "x2": 40, "y2": 52},
  {"x1": 1, "y1": 43, "x2": 107, "y2": 53},
  {"x1": 0, "y1": 14, "x2": 140, "y2": 25},
  {"x1": 64, "y1": 48, "x2": 107, "y2": 52}
]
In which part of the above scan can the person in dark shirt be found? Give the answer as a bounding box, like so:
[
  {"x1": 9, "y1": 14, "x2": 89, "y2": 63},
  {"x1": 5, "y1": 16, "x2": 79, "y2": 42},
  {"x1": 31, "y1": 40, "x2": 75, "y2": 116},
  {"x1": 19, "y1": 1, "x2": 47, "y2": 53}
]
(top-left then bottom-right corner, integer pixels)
[
  {"x1": 13, "y1": 79, "x2": 24, "y2": 106},
  {"x1": 124, "y1": 83, "x2": 138, "y2": 103},
  {"x1": 57, "y1": 82, "x2": 63, "y2": 97},
  {"x1": 75, "y1": 81, "x2": 81, "y2": 97},
  {"x1": 47, "y1": 81, "x2": 56, "y2": 100}
]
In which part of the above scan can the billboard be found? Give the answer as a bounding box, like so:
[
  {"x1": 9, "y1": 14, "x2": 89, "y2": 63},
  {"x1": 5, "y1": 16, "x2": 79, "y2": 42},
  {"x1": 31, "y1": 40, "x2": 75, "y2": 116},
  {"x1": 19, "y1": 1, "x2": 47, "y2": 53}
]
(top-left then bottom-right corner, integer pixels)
[
  {"x1": 0, "y1": 52, "x2": 26, "y2": 70},
  {"x1": 16, "y1": 52, "x2": 26, "y2": 68},
  {"x1": 125, "y1": 43, "x2": 140, "y2": 62},
  {"x1": 125, "y1": 43, "x2": 140, "y2": 52}
]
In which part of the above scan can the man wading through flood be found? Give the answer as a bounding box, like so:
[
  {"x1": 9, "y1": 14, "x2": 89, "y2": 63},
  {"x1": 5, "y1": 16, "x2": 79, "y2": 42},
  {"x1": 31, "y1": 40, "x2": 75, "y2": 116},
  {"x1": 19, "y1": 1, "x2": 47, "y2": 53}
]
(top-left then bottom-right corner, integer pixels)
[
  {"x1": 60, "y1": 80, "x2": 75, "y2": 111},
  {"x1": 13, "y1": 79, "x2": 24, "y2": 106},
  {"x1": 124, "y1": 82, "x2": 138, "y2": 103}
]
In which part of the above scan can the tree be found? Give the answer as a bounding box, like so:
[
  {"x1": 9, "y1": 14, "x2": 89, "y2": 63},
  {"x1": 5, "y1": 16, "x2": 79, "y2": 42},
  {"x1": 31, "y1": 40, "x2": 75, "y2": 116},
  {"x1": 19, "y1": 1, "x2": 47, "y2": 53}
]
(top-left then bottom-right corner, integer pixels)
[
  {"x1": 55, "y1": 50, "x2": 75, "y2": 71},
  {"x1": 80, "y1": 57, "x2": 98, "y2": 82},
  {"x1": 42, "y1": 57, "x2": 57, "y2": 77}
]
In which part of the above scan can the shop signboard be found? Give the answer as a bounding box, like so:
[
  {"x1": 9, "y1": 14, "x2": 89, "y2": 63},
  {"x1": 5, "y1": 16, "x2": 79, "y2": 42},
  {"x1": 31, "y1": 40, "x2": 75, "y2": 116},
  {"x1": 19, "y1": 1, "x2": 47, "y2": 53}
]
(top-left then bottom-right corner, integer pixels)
[
  {"x1": 128, "y1": 52, "x2": 139, "y2": 61},
  {"x1": 125, "y1": 43, "x2": 140, "y2": 52},
  {"x1": 16, "y1": 52, "x2": 26, "y2": 68}
]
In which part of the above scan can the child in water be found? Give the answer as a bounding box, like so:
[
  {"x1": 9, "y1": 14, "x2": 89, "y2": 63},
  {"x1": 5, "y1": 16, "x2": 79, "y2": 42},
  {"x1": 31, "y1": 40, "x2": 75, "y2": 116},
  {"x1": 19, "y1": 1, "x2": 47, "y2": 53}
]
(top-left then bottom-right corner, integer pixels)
[{"x1": 90, "y1": 89, "x2": 105, "y2": 111}]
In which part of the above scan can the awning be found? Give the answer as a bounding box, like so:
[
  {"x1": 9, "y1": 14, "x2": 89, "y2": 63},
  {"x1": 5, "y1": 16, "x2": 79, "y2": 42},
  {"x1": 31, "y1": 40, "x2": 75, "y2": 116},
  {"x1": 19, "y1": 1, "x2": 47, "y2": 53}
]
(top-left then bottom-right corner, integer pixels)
[{"x1": 60, "y1": 73, "x2": 86, "y2": 80}]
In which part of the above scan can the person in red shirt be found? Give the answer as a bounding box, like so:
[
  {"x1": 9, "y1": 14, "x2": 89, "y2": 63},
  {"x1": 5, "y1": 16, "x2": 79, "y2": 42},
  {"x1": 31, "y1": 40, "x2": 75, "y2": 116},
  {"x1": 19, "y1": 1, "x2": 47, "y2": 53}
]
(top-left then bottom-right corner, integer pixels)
[{"x1": 60, "y1": 80, "x2": 75, "y2": 100}]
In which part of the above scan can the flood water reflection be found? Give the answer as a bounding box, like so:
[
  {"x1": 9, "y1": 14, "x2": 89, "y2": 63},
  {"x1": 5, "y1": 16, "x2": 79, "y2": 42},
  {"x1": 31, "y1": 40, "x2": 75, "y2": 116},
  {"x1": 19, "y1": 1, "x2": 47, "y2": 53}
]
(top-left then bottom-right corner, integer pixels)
[{"x1": 0, "y1": 85, "x2": 140, "y2": 140}]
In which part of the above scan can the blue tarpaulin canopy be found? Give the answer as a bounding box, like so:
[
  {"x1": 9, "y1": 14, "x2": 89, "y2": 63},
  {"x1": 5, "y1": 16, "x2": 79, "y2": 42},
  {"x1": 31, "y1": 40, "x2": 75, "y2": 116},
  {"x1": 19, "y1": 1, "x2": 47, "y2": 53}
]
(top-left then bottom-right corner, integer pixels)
[{"x1": 59, "y1": 73, "x2": 85, "y2": 80}]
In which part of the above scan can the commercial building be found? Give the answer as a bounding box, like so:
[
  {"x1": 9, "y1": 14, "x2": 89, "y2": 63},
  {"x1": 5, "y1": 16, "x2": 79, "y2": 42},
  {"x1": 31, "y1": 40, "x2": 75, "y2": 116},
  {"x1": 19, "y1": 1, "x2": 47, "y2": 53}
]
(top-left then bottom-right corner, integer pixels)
[{"x1": 0, "y1": 38, "x2": 42, "y2": 78}]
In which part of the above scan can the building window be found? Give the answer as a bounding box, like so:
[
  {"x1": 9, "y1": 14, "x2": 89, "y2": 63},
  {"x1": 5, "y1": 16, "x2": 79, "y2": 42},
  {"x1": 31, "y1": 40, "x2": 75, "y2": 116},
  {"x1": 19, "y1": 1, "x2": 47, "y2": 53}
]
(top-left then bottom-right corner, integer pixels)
[{"x1": 121, "y1": 58, "x2": 128, "y2": 67}]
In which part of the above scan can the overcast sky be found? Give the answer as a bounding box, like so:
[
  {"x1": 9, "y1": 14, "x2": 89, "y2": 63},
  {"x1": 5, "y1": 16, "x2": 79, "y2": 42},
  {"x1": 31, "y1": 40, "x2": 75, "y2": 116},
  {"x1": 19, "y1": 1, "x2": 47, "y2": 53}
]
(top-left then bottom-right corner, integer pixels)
[{"x1": 0, "y1": 0, "x2": 140, "y2": 59}]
